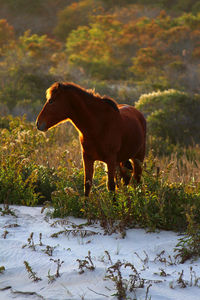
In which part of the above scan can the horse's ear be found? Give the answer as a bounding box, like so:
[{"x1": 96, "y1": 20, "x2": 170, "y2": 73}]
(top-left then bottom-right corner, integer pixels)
[{"x1": 57, "y1": 82, "x2": 64, "y2": 89}]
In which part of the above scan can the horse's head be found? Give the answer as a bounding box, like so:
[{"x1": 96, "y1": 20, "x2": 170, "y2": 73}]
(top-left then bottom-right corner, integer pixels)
[{"x1": 36, "y1": 82, "x2": 70, "y2": 131}]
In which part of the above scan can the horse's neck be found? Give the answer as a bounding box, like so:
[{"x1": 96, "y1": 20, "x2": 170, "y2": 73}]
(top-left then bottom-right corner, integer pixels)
[{"x1": 69, "y1": 93, "x2": 100, "y2": 136}]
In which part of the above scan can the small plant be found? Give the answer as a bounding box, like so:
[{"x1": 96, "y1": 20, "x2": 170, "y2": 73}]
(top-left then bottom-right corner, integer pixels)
[
  {"x1": 2, "y1": 230, "x2": 9, "y2": 239},
  {"x1": 43, "y1": 245, "x2": 56, "y2": 256},
  {"x1": 24, "y1": 261, "x2": 42, "y2": 282},
  {"x1": 105, "y1": 260, "x2": 145, "y2": 300},
  {"x1": 50, "y1": 258, "x2": 64, "y2": 278},
  {"x1": 47, "y1": 259, "x2": 64, "y2": 283},
  {"x1": 39, "y1": 233, "x2": 43, "y2": 246},
  {"x1": 170, "y1": 267, "x2": 200, "y2": 289},
  {"x1": 22, "y1": 232, "x2": 36, "y2": 251},
  {"x1": 77, "y1": 251, "x2": 95, "y2": 274},
  {"x1": 189, "y1": 267, "x2": 200, "y2": 287},
  {"x1": 0, "y1": 206, "x2": 16, "y2": 217},
  {"x1": 104, "y1": 250, "x2": 113, "y2": 265},
  {"x1": 51, "y1": 228, "x2": 98, "y2": 238},
  {"x1": 47, "y1": 269, "x2": 56, "y2": 284},
  {"x1": 134, "y1": 251, "x2": 149, "y2": 271},
  {"x1": 0, "y1": 266, "x2": 5, "y2": 274},
  {"x1": 154, "y1": 268, "x2": 169, "y2": 277},
  {"x1": 177, "y1": 270, "x2": 188, "y2": 288},
  {"x1": 154, "y1": 250, "x2": 176, "y2": 266},
  {"x1": 174, "y1": 207, "x2": 200, "y2": 263}
]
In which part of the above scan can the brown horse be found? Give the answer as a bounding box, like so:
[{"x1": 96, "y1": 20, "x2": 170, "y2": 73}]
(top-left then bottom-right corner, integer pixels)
[{"x1": 36, "y1": 82, "x2": 146, "y2": 196}]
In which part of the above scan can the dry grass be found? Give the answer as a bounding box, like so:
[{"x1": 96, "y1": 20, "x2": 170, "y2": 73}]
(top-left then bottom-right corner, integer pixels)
[
  {"x1": 154, "y1": 146, "x2": 200, "y2": 184},
  {"x1": 34, "y1": 123, "x2": 200, "y2": 185},
  {"x1": 33, "y1": 123, "x2": 82, "y2": 169}
]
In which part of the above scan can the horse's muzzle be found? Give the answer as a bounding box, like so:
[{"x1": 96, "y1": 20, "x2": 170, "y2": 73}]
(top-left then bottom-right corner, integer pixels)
[{"x1": 36, "y1": 121, "x2": 47, "y2": 131}]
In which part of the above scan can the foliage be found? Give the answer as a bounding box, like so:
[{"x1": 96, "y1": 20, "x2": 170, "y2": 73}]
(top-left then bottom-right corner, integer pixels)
[
  {"x1": 0, "y1": 2, "x2": 200, "y2": 262},
  {"x1": 50, "y1": 150, "x2": 200, "y2": 234},
  {"x1": 0, "y1": 266, "x2": 5, "y2": 274},
  {"x1": 0, "y1": 116, "x2": 57, "y2": 205},
  {"x1": 0, "y1": 19, "x2": 14, "y2": 54},
  {"x1": 1, "y1": 5, "x2": 200, "y2": 118},
  {"x1": 174, "y1": 207, "x2": 200, "y2": 263},
  {"x1": 66, "y1": 15, "x2": 124, "y2": 79},
  {"x1": 54, "y1": 0, "x2": 102, "y2": 41},
  {"x1": 78, "y1": 157, "x2": 200, "y2": 233},
  {"x1": 0, "y1": 115, "x2": 200, "y2": 264},
  {"x1": 135, "y1": 89, "x2": 200, "y2": 149},
  {"x1": 100, "y1": 0, "x2": 200, "y2": 13},
  {"x1": 63, "y1": 9, "x2": 200, "y2": 90},
  {"x1": 0, "y1": 29, "x2": 58, "y2": 119}
]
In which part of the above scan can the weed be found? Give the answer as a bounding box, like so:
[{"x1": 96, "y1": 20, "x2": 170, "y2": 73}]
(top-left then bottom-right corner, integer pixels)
[
  {"x1": 51, "y1": 228, "x2": 98, "y2": 238},
  {"x1": 1, "y1": 115, "x2": 200, "y2": 253},
  {"x1": 189, "y1": 267, "x2": 200, "y2": 287},
  {"x1": 4, "y1": 223, "x2": 19, "y2": 228},
  {"x1": 0, "y1": 206, "x2": 16, "y2": 217},
  {"x1": 174, "y1": 206, "x2": 200, "y2": 263},
  {"x1": 154, "y1": 268, "x2": 169, "y2": 277},
  {"x1": 177, "y1": 270, "x2": 188, "y2": 288},
  {"x1": 43, "y1": 245, "x2": 56, "y2": 256},
  {"x1": 2, "y1": 230, "x2": 9, "y2": 239},
  {"x1": 39, "y1": 233, "x2": 43, "y2": 246},
  {"x1": 24, "y1": 261, "x2": 42, "y2": 282},
  {"x1": 22, "y1": 232, "x2": 36, "y2": 251},
  {"x1": 77, "y1": 251, "x2": 95, "y2": 274},
  {"x1": 105, "y1": 250, "x2": 113, "y2": 265},
  {"x1": 47, "y1": 270, "x2": 56, "y2": 284},
  {"x1": 105, "y1": 260, "x2": 145, "y2": 300},
  {"x1": 49, "y1": 258, "x2": 64, "y2": 278},
  {"x1": 154, "y1": 250, "x2": 176, "y2": 266},
  {"x1": 0, "y1": 266, "x2": 5, "y2": 274},
  {"x1": 170, "y1": 267, "x2": 200, "y2": 289},
  {"x1": 145, "y1": 284, "x2": 152, "y2": 300},
  {"x1": 134, "y1": 251, "x2": 149, "y2": 270}
]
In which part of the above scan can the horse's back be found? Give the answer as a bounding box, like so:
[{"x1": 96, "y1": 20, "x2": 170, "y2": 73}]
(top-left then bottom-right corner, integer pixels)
[
  {"x1": 118, "y1": 104, "x2": 146, "y2": 131},
  {"x1": 117, "y1": 104, "x2": 146, "y2": 161}
]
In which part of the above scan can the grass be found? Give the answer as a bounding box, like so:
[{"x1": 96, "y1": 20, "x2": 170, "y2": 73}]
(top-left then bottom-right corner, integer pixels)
[{"x1": 0, "y1": 115, "x2": 200, "y2": 260}]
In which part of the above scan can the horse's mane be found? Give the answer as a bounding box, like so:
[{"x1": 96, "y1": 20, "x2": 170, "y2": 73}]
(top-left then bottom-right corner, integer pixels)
[{"x1": 47, "y1": 82, "x2": 119, "y2": 112}]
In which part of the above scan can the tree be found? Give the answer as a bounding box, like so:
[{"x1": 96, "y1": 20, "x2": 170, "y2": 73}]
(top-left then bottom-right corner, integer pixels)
[
  {"x1": 0, "y1": 19, "x2": 15, "y2": 55},
  {"x1": 54, "y1": 0, "x2": 101, "y2": 41},
  {"x1": 66, "y1": 15, "x2": 124, "y2": 79}
]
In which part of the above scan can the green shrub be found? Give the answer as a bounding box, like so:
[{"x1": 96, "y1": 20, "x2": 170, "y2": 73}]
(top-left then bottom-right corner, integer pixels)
[
  {"x1": 135, "y1": 89, "x2": 200, "y2": 152},
  {"x1": 50, "y1": 154, "x2": 200, "y2": 234},
  {"x1": 0, "y1": 116, "x2": 58, "y2": 205},
  {"x1": 54, "y1": 0, "x2": 100, "y2": 40},
  {"x1": 175, "y1": 206, "x2": 200, "y2": 263},
  {"x1": 1, "y1": 115, "x2": 200, "y2": 256}
]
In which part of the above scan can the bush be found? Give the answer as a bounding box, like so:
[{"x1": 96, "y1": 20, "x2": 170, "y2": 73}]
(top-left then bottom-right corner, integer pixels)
[
  {"x1": 54, "y1": 0, "x2": 100, "y2": 40},
  {"x1": 51, "y1": 154, "x2": 200, "y2": 234},
  {"x1": 0, "y1": 116, "x2": 58, "y2": 205},
  {"x1": 1, "y1": 115, "x2": 200, "y2": 250},
  {"x1": 135, "y1": 89, "x2": 200, "y2": 152}
]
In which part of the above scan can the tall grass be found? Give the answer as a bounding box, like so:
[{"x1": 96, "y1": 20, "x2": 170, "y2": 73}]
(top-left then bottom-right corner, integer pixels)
[{"x1": 0, "y1": 116, "x2": 200, "y2": 239}]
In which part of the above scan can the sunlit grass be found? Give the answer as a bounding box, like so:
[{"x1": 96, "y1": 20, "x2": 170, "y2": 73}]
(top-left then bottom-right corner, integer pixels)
[{"x1": 0, "y1": 116, "x2": 200, "y2": 240}]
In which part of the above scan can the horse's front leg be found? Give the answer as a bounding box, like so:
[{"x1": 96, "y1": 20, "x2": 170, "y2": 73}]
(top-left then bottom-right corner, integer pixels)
[
  {"x1": 107, "y1": 159, "x2": 117, "y2": 193},
  {"x1": 83, "y1": 153, "x2": 94, "y2": 196}
]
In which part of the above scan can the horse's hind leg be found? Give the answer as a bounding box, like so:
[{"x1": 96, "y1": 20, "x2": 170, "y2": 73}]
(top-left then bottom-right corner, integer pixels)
[
  {"x1": 119, "y1": 160, "x2": 133, "y2": 185},
  {"x1": 107, "y1": 158, "x2": 117, "y2": 192},
  {"x1": 132, "y1": 147, "x2": 145, "y2": 183},
  {"x1": 83, "y1": 153, "x2": 94, "y2": 196}
]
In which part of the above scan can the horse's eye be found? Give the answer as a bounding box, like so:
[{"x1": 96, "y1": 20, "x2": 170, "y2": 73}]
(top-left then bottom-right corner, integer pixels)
[{"x1": 49, "y1": 98, "x2": 54, "y2": 104}]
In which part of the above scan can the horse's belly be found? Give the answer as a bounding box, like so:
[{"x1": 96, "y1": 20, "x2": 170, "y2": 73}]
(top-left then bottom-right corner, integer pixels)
[
  {"x1": 117, "y1": 120, "x2": 145, "y2": 162},
  {"x1": 117, "y1": 139, "x2": 140, "y2": 162}
]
